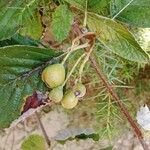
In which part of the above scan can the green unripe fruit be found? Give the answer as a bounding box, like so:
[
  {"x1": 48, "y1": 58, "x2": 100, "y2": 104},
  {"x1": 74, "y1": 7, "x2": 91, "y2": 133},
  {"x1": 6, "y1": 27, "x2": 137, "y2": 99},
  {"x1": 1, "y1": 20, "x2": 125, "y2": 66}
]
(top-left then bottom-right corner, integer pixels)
[
  {"x1": 49, "y1": 86, "x2": 63, "y2": 103},
  {"x1": 42, "y1": 64, "x2": 65, "y2": 88},
  {"x1": 61, "y1": 91, "x2": 78, "y2": 109},
  {"x1": 73, "y1": 83, "x2": 86, "y2": 98}
]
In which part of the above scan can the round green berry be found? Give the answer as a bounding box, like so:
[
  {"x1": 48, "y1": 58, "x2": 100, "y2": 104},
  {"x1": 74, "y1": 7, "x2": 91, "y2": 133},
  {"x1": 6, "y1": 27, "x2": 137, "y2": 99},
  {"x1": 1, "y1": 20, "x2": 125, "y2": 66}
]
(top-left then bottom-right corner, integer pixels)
[
  {"x1": 61, "y1": 90, "x2": 78, "y2": 109},
  {"x1": 49, "y1": 86, "x2": 63, "y2": 103},
  {"x1": 73, "y1": 83, "x2": 86, "y2": 98},
  {"x1": 42, "y1": 64, "x2": 65, "y2": 88}
]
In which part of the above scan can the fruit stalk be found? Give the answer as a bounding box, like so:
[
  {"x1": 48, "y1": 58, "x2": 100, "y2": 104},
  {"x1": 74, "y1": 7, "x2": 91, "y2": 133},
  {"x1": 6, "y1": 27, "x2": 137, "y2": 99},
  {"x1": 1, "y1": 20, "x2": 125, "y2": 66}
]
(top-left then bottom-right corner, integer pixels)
[
  {"x1": 72, "y1": 21, "x2": 149, "y2": 150},
  {"x1": 62, "y1": 53, "x2": 86, "y2": 87},
  {"x1": 62, "y1": 33, "x2": 90, "y2": 65},
  {"x1": 78, "y1": 42, "x2": 95, "y2": 82}
]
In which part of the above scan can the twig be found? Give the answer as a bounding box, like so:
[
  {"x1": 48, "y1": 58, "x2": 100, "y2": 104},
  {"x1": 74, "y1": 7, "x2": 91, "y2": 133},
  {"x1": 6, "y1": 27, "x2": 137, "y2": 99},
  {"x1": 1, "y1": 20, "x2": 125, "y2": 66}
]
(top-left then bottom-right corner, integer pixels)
[
  {"x1": 72, "y1": 22, "x2": 149, "y2": 150},
  {"x1": 35, "y1": 111, "x2": 51, "y2": 147}
]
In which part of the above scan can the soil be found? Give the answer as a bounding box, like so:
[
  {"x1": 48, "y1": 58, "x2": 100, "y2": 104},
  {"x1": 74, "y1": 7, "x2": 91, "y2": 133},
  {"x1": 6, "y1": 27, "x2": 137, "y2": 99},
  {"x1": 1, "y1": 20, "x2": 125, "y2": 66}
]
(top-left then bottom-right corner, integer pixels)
[{"x1": 0, "y1": 102, "x2": 150, "y2": 150}]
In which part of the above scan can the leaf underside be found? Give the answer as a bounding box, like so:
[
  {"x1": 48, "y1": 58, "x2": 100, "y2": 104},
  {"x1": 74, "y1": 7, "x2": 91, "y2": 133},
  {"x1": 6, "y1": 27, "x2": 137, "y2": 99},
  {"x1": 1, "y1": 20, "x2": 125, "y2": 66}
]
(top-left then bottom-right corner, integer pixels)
[{"x1": 87, "y1": 13, "x2": 149, "y2": 63}]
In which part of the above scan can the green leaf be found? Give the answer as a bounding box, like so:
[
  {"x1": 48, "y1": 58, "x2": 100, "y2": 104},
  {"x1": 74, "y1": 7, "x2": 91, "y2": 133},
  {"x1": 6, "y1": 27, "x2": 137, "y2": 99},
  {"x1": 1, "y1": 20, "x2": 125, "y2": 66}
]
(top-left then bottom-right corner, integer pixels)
[
  {"x1": 0, "y1": 34, "x2": 41, "y2": 47},
  {"x1": 0, "y1": 0, "x2": 39, "y2": 40},
  {"x1": 19, "y1": 12, "x2": 43, "y2": 40},
  {"x1": 51, "y1": 4, "x2": 74, "y2": 42},
  {"x1": 11, "y1": 34, "x2": 42, "y2": 46},
  {"x1": 21, "y1": 134, "x2": 46, "y2": 150},
  {"x1": 87, "y1": 13, "x2": 149, "y2": 63},
  {"x1": 64, "y1": 0, "x2": 111, "y2": 15},
  {"x1": 111, "y1": 0, "x2": 150, "y2": 27},
  {"x1": 0, "y1": 45, "x2": 61, "y2": 128}
]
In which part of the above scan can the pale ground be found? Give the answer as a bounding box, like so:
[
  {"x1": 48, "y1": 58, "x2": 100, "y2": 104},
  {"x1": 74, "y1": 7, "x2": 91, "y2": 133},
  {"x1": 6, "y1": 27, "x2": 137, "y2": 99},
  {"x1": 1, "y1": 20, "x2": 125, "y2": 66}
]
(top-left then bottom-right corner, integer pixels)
[{"x1": 0, "y1": 105, "x2": 150, "y2": 150}]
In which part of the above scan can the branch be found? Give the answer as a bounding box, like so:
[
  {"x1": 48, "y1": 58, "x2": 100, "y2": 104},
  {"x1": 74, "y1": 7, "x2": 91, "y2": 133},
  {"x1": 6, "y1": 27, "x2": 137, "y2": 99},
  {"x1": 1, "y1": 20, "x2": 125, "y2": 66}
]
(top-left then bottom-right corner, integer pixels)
[
  {"x1": 35, "y1": 111, "x2": 51, "y2": 147},
  {"x1": 72, "y1": 22, "x2": 149, "y2": 150}
]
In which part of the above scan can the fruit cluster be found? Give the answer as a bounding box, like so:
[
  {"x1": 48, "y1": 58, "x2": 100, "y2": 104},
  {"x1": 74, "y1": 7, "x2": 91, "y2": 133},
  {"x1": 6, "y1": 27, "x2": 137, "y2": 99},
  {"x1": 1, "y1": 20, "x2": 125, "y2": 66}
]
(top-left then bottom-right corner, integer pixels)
[{"x1": 42, "y1": 63, "x2": 86, "y2": 109}]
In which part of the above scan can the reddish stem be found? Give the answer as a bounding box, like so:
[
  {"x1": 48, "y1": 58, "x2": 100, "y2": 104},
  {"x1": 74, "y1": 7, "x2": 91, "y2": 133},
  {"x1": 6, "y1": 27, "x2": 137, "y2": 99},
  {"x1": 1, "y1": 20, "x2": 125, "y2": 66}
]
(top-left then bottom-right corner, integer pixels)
[{"x1": 72, "y1": 22, "x2": 149, "y2": 150}]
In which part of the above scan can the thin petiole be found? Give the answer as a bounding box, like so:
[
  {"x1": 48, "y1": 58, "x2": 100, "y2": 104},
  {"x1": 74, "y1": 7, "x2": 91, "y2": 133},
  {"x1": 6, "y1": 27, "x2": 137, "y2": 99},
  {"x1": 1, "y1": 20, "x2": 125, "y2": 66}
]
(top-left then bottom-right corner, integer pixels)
[{"x1": 62, "y1": 53, "x2": 86, "y2": 87}]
